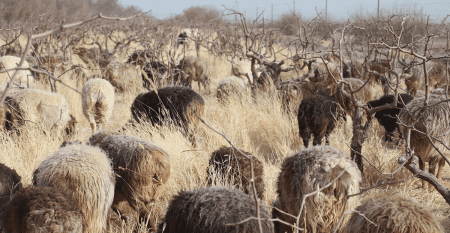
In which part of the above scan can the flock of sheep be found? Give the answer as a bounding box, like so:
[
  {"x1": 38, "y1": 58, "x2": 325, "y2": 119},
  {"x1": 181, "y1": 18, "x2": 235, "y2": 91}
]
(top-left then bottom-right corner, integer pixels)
[{"x1": 0, "y1": 26, "x2": 449, "y2": 233}]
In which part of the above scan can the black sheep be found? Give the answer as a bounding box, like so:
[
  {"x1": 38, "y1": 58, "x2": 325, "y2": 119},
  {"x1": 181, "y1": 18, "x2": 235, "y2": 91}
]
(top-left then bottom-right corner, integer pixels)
[
  {"x1": 157, "y1": 187, "x2": 274, "y2": 233},
  {"x1": 297, "y1": 91, "x2": 344, "y2": 148},
  {"x1": 367, "y1": 94, "x2": 414, "y2": 142},
  {"x1": 130, "y1": 86, "x2": 205, "y2": 144},
  {"x1": 1, "y1": 186, "x2": 83, "y2": 233},
  {"x1": 0, "y1": 162, "x2": 22, "y2": 209}
]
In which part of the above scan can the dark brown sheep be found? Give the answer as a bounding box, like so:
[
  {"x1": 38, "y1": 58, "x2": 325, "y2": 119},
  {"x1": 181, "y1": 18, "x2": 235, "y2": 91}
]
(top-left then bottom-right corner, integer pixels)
[
  {"x1": 207, "y1": 146, "x2": 265, "y2": 199},
  {"x1": 158, "y1": 187, "x2": 274, "y2": 233},
  {"x1": 88, "y1": 130, "x2": 171, "y2": 229},
  {"x1": 0, "y1": 163, "x2": 22, "y2": 209},
  {"x1": 0, "y1": 186, "x2": 83, "y2": 233},
  {"x1": 297, "y1": 91, "x2": 344, "y2": 148},
  {"x1": 130, "y1": 86, "x2": 205, "y2": 144}
]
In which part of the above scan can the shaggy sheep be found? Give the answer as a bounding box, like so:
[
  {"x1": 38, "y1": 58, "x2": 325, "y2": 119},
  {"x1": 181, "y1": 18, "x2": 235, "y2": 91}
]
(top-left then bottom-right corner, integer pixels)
[
  {"x1": 216, "y1": 76, "x2": 247, "y2": 104},
  {"x1": 232, "y1": 61, "x2": 255, "y2": 85},
  {"x1": 308, "y1": 60, "x2": 340, "y2": 94},
  {"x1": 177, "y1": 55, "x2": 211, "y2": 93},
  {"x1": 8, "y1": 89, "x2": 77, "y2": 138},
  {"x1": 207, "y1": 146, "x2": 265, "y2": 199},
  {"x1": 0, "y1": 163, "x2": 22, "y2": 209},
  {"x1": 33, "y1": 144, "x2": 115, "y2": 233},
  {"x1": 104, "y1": 61, "x2": 144, "y2": 93},
  {"x1": 0, "y1": 186, "x2": 83, "y2": 233},
  {"x1": 88, "y1": 130, "x2": 170, "y2": 228},
  {"x1": 81, "y1": 78, "x2": 115, "y2": 133},
  {"x1": 0, "y1": 55, "x2": 34, "y2": 86},
  {"x1": 367, "y1": 94, "x2": 414, "y2": 142},
  {"x1": 257, "y1": 67, "x2": 279, "y2": 92},
  {"x1": 404, "y1": 61, "x2": 448, "y2": 97},
  {"x1": 130, "y1": 86, "x2": 205, "y2": 142},
  {"x1": 399, "y1": 94, "x2": 450, "y2": 189},
  {"x1": 158, "y1": 187, "x2": 274, "y2": 233},
  {"x1": 297, "y1": 91, "x2": 344, "y2": 148},
  {"x1": 273, "y1": 146, "x2": 361, "y2": 233},
  {"x1": 345, "y1": 192, "x2": 443, "y2": 233}
]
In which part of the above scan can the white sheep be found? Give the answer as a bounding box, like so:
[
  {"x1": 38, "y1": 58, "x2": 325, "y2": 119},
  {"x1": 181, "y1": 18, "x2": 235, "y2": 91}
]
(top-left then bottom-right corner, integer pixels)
[
  {"x1": 0, "y1": 55, "x2": 34, "y2": 86},
  {"x1": 33, "y1": 144, "x2": 115, "y2": 233},
  {"x1": 81, "y1": 78, "x2": 115, "y2": 133},
  {"x1": 216, "y1": 76, "x2": 247, "y2": 103},
  {"x1": 9, "y1": 89, "x2": 76, "y2": 137},
  {"x1": 231, "y1": 60, "x2": 261, "y2": 85}
]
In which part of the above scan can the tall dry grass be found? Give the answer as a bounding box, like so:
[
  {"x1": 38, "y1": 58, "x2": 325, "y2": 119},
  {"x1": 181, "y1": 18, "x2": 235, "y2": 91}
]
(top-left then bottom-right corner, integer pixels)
[{"x1": 1, "y1": 40, "x2": 450, "y2": 232}]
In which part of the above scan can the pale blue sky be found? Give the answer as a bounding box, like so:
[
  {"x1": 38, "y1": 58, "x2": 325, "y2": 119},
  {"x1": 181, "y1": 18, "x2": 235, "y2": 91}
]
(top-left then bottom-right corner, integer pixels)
[{"x1": 120, "y1": 0, "x2": 450, "y2": 21}]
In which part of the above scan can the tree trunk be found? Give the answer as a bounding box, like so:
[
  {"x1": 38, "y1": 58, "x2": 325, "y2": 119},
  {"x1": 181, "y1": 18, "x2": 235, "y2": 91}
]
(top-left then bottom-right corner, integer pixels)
[{"x1": 350, "y1": 106, "x2": 373, "y2": 174}]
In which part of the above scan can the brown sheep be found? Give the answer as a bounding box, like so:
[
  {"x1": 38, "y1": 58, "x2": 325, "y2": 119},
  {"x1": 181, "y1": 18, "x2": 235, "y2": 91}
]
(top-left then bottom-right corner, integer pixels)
[
  {"x1": 399, "y1": 94, "x2": 450, "y2": 189},
  {"x1": 0, "y1": 186, "x2": 83, "y2": 233},
  {"x1": 273, "y1": 146, "x2": 361, "y2": 233},
  {"x1": 33, "y1": 144, "x2": 115, "y2": 233},
  {"x1": 176, "y1": 55, "x2": 211, "y2": 93},
  {"x1": 88, "y1": 130, "x2": 170, "y2": 229},
  {"x1": 207, "y1": 146, "x2": 265, "y2": 199},
  {"x1": 158, "y1": 187, "x2": 274, "y2": 233},
  {"x1": 345, "y1": 192, "x2": 443, "y2": 233},
  {"x1": 0, "y1": 162, "x2": 22, "y2": 209}
]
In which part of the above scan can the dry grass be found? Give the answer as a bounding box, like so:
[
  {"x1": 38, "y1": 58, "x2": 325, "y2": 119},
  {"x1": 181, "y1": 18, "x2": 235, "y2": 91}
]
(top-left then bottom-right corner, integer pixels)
[{"x1": 1, "y1": 39, "x2": 450, "y2": 233}]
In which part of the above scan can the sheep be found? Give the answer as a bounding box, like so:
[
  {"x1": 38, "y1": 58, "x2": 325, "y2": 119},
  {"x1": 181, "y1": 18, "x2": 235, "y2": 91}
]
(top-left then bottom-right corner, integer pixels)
[
  {"x1": 158, "y1": 187, "x2": 274, "y2": 233},
  {"x1": 398, "y1": 94, "x2": 450, "y2": 189},
  {"x1": 367, "y1": 94, "x2": 414, "y2": 142},
  {"x1": 88, "y1": 130, "x2": 170, "y2": 228},
  {"x1": 33, "y1": 144, "x2": 115, "y2": 233},
  {"x1": 404, "y1": 61, "x2": 448, "y2": 97},
  {"x1": 130, "y1": 86, "x2": 205, "y2": 143},
  {"x1": 177, "y1": 55, "x2": 211, "y2": 93},
  {"x1": 176, "y1": 28, "x2": 200, "y2": 50},
  {"x1": 8, "y1": 89, "x2": 77, "y2": 138},
  {"x1": 273, "y1": 146, "x2": 361, "y2": 233},
  {"x1": 232, "y1": 61, "x2": 254, "y2": 85},
  {"x1": 0, "y1": 55, "x2": 34, "y2": 86},
  {"x1": 216, "y1": 76, "x2": 247, "y2": 104},
  {"x1": 142, "y1": 60, "x2": 168, "y2": 88},
  {"x1": 81, "y1": 78, "x2": 115, "y2": 133},
  {"x1": 207, "y1": 146, "x2": 265, "y2": 199},
  {"x1": 257, "y1": 67, "x2": 278, "y2": 92},
  {"x1": 104, "y1": 61, "x2": 144, "y2": 93},
  {"x1": 72, "y1": 47, "x2": 113, "y2": 68},
  {"x1": 0, "y1": 162, "x2": 22, "y2": 209},
  {"x1": 297, "y1": 91, "x2": 344, "y2": 148},
  {"x1": 0, "y1": 186, "x2": 83, "y2": 233},
  {"x1": 126, "y1": 49, "x2": 152, "y2": 66},
  {"x1": 308, "y1": 60, "x2": 340, "y2": 94},
  {"x1": 345, "y1": 192, "x2": 443, "y2": 233}
]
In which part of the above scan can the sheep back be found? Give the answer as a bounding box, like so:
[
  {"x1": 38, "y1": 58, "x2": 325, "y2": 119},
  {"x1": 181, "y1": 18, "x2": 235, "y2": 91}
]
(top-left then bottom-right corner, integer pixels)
[
  {"x1": 158, "y1": 187, "x2": 274, "y2": 233},
  {"x1": 130, "y1": 86, "x2": 205, "y2": 130},
  {"x1": 274, "y1": 146, "x2": 361, "y2": 233},
  {"x1": 297, "y1": 91, "x2": 340, "y2": 147},
  {"x1": 88, "y1": 131, "x2": 170, "y2": 220},
  {"x1": 345, "y1": 192, "x2": 443, "y2": 233},
  {"x1": 0, "y1": 55, "x2": 34, "y2": 85},
  {"x1": 1, "y1": 186, "x2": 83, "y2": 233},
  {"x1": 10, "y1": 89, "x2": 73, "y2": 134},
  {"x1": 207, "y1": 146, "x2": 265, "y2": 199},
  {"x1": 81, "y1": 78, "x2": 115, "y2": 133},
  {"x1": 33, "y1": 144, "x2": 115, "y2": 233},
  {"x1": 216, "y1": 76, "x2": 247, "y2": 103},
  {"x1": 0, "y1": 162, "x2": 22, "y2": 209}
]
